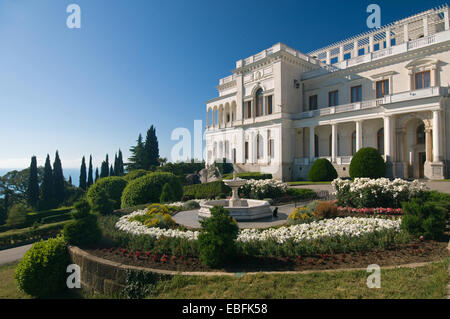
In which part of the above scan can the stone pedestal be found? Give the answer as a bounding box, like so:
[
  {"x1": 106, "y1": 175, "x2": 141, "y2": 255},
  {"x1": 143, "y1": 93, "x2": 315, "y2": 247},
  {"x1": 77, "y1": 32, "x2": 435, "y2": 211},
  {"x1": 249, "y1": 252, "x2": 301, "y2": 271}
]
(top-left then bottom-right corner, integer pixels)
[{"x1": 424, "y1": 161, "x2": 445, "y2": 180}]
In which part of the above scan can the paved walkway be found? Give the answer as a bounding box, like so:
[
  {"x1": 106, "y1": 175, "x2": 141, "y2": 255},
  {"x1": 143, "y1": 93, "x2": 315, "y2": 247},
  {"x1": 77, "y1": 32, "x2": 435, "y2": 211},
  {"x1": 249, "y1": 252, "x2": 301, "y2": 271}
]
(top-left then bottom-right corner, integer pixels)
[
  {"x1": 173, "y1": 203, "x2": 308, "y2": 229},
  {"x1": 0, "y1": 244, "x2": 32, "y2": 266}
]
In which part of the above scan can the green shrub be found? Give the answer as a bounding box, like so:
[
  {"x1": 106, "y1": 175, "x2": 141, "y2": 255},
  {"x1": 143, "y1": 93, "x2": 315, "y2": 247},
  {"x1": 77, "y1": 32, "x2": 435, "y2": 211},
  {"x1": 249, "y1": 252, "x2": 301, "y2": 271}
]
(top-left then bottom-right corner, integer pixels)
[
  {"x1": 214, "y1": 158, "x2": 233, "y2": 175},
  {"x1": 40, "y1": 213, "x2": 72, "y2": 224},
  {"x1": 6, "y1": 203, "x2": 31, "y2": 226},
  {"x1": 63, "y1": 199, "x2": 101, "y2": 246},
  {"x1": 221, "y1": 172, "x2": 273, "y2": 180},
  {"x1": 14, "y1": 236, "x2": 70, "y2": 297},
  {"x1": 160, "y1": 183, "x2": 175, "y2": 203},
  {"x1": 285, "y1": 188, "x2": 317, "y2": 201},
  {"x1": 121, "y1": 172, "x2": 183, "y2": 208},
  {"x1": 198, "y1": 206, "x2": 239, "y2": 267},
  {"x1": 130, "y1": 204, "x2": 176, "y2": 229},
  {"x1": 91, "y1": 189, "x2": 115, "y2": 215},
  {"x1": 401, "y1": 198, "x2": 447, "y2": 240},
  {"x1": 123, "y1": 169, "x2": 150, "y2": 182},
  {"x1": 182, "y1": 181, "x2": 231, "y2": 200},
  {"x1": 87, "y1": 176, "x2": 127, "y2": 211},
  {"x1": 349, "y1": 147, "x2": 386, "y2": 178},
  {"x1": 308, "y1": 158, "x2": 338, "y2": 182},
  {"x1": 182, "y1": 200, "x2": 200, "y2": 210}
]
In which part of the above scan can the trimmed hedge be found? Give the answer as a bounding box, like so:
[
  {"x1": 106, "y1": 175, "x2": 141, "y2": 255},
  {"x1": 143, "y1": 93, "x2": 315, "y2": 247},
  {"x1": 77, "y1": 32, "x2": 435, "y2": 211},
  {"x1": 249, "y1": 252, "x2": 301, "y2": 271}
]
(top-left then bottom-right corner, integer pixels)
[
  {"x1": 0, "y1": 221, "x2": 69, "y2": 250},
  {"x1": 87, "y1": 176, "x2": 128, "y2": 210},
  {"x1": 308, "y1": 158, "x2": 338, "y2": 182},
  {"x1": 0, "y1": 207, "x2": 73, "y2": 232},
  {"x1": 349, "y1": 147, "x2": 386, "y2": 178},
  {"x1": 221, "y1": 172, "x2": 273, "y2": 180},
  {"x1": 123, "y1": 169, "x2": 150, "y2": 182},
  {"x1": 183, "y1": 181, "x2": 231, "y2": 200},
  {"x1": 121, "y1": 172, "x2": 183, "y2": 208},
  {"x1": 15, "y1": 236, "x2": 70, "y2": 297}
]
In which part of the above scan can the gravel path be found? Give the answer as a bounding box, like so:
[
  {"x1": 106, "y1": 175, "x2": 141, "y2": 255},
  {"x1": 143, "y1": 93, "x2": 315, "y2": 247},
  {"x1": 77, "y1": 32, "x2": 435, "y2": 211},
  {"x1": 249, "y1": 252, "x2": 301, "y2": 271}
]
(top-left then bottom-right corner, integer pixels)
[{"x1": 0, "y1": 244, "x2": 32, "y2": 266}]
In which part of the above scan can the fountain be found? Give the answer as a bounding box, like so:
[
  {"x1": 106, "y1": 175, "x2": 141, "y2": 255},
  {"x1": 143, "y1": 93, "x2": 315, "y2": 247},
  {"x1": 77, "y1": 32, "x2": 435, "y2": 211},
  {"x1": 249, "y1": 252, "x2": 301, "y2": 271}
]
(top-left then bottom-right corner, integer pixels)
[{"x1": 198, "y1": 170, "x2": 273, "y2": 221}]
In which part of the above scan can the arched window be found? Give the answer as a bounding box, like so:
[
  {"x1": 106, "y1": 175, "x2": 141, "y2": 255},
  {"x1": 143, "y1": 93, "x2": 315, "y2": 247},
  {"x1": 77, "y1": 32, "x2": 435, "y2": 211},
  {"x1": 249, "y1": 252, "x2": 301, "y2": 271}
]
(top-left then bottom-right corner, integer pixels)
[
  {"x1": 351, "y1": 131, "x2": 356, "y2": 155},
  {"x1": 416, "y1": 124, "x2": 425, "y2": 144},
  {"x1": 256, "y1": 134, "x2": 264, "y2": 159},
  {"x1": 314, "y1": 134, "x2": 319, "y2": 158},
  {"x1": 255, "y1": 88, "x2": 263, "y2": 117},
  {"x1": 377, "y1": 128, "x2": 384, "y2": 155}
]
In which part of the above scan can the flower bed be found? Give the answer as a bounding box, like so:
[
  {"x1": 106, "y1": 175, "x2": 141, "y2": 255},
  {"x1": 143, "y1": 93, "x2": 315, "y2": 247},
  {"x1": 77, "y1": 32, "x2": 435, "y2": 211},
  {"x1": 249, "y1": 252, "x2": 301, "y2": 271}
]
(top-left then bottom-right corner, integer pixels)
[
  {"x1": 239, "y1": 179, "x2": 288, "y2": 200},
  {"x1": 337, "y1": 207, "x2": 404, "y2": 215},
  {"x1": 332, "y1": 178, "x2": 427, "y2": 208}
]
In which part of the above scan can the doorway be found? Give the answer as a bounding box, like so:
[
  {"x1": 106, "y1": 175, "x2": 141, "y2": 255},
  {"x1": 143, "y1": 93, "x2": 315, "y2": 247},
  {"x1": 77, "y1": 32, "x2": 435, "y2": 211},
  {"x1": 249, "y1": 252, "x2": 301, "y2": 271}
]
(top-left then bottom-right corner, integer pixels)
[{"x1": 418, "y1": 152, "x2": 426, "y2": 178}]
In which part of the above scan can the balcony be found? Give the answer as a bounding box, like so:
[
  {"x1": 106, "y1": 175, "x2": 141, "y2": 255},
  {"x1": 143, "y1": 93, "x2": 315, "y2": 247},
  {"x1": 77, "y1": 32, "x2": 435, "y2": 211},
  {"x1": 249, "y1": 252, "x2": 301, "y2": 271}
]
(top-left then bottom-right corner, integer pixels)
[{"x1": 295, "y1": 87, "x2": 446, "y2": 120}]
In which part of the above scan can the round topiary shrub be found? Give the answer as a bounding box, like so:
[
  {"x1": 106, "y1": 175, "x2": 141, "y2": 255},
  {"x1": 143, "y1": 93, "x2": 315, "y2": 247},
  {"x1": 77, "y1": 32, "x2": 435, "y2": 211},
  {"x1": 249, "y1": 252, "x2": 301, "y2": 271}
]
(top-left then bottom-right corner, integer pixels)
[
  {"x1": 87, "y1": 176, "x2": 127, "y2": 211},
  {"x1": 63, "y1": 199, "x2": 101, "y2": 246},
  {"x1": 15, "y1": 236, "x2": 70, "y2": 298},
  {"x1": 349, "y1": 147, "x2": 386, "y2": 179},
  {"x1": 121, "y1": 172, "x2": 183, "y2": 208},
  {"x1": 307, "y1": 158, "x2": 338, "y2": 182},
  {"x1": 123, "y1": 169, "x2": 150, "y2": 182}
]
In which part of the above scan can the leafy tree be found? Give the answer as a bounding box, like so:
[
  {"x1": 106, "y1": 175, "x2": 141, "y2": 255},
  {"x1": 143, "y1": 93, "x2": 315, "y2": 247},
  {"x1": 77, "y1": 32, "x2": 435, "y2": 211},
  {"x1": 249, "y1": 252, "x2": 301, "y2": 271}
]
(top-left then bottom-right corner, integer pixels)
[
  {"x1": 0, "y1": 198, "x2": 6, "y2": 225},
  {"x1": 79, "y1": 156, "x2": 87, "y2": 191},
  {"x1": 6, "y1": 202, "x2": 30, "y2": 226},
  {"x1": 53, "y1": 151, "x2": 65, "y2": 207},
  {"x1": 39, "y1": 155, "x2": 54, "y2": 210},
  {"x1": 143, "y1": 125, "x2": 160, "y2": 169},
  {"x1": 87, "y1": 155, "x2": 94, "y2": 188},
  {"x1": 27, "y1": 156, "x2": 40, "y2": 208},
  {"x1": 127, "y1": 134, "x2": 145, "y2": 171}
]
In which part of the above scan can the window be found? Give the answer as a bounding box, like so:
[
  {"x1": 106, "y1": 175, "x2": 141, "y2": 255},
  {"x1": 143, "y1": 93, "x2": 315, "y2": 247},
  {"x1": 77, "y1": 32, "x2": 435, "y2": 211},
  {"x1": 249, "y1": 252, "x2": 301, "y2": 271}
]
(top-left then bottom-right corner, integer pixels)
[
  {"x1": 244, "y1": 142, "x2": 249, "y2": 160},
  {"x1": 330, "y1": 57, "x2": 338, "y2": 64},
  {"x1": 376, "y1": 80, "x2": 389, "y2": 98},
  {"x1": 267, "y1": 95, "x2": 273, "y2": 114},
  {"x1": 246, "y1": 101, "x2": 252, "y2": 119},
  {"x1": 344, "y1": 53, "x2": 351, "y2": 60},
  {"x1": 351, "y1": 85, "x2": 362, "y2": 103},
  {"x1": 255, "y1": 88, "x2": 263, "y2": 117},
  {"x1": 268, "y1": 139, "x2": 274, "y2": 158},
  {"x1": 328, "y1": 90, "x2": 339, "y2": 107},
  {"x1": 415, "y1": 71, "x2": 431, "y2": 89},
  {"x1": 416, "y1": 124, "x2": 425, "y2": 144},
  {"x1": 358, "y1": 48, "x2": 365, "y2": 56},
  {"x1": 309, "y1": 95, "x2": 318, "y2": 110},
  {"x1": 256, "y1": 134, "x2": 263, "y2": 159},
  {"x1": 377, "y1": 128, "x2": 384, "y2": 155}
]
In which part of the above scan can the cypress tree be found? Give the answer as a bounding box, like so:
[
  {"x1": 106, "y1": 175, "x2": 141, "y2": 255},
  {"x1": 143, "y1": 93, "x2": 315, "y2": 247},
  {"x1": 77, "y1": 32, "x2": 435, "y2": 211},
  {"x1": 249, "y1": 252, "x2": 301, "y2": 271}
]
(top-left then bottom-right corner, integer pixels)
[
  {"x1": 113, "y1": 153, "x2": 118, "y2": 176},
  {"x1": 53, "y1": 151, "x2": 65, "y2": 206},
  {"x1": 95, "y1": 168, "x2": 99, "y2": 182},
  {"x1": 27, "y1": 156, "x2": 40, "y2": 208},
  {"x1": 68, "y1": 176, "x2": 72, "y2": 185},
  {"x1": 109, "y1": 165, "x2": 114, "y2": 177},
  {"x1": 87, "y1": 155, "x2": 94, "y2": 188},
  {"x1": 39, "y1": 154, "x2": 54, "y2": 210},
  {"x1": 127, "y1": 134, "x2": 145, "y2": 171},
  {"x1": 117, "y1": 149, "x2": 124, "y2": 176},
  {"x1": 79, "y1": 156, "x2": 87, "y2": 190},
  {"x1": 144, "y1": 125, "x2": 160, "y2": 169}
]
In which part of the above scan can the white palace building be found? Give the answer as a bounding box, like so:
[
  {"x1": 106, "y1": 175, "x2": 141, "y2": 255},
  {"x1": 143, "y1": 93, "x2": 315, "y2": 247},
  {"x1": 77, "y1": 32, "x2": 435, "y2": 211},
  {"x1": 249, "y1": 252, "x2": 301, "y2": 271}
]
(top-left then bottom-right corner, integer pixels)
[{"x1": 205, "y1": 6, "x2": 450, "y2": 181}]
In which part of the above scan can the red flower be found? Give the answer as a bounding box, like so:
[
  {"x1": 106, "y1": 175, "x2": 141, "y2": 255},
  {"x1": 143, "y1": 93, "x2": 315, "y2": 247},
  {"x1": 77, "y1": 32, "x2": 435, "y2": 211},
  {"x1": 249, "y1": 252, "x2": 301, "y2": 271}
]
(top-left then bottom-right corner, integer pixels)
[{"x1": 145, "y1": 251, "x2": 151, "y2": 257}]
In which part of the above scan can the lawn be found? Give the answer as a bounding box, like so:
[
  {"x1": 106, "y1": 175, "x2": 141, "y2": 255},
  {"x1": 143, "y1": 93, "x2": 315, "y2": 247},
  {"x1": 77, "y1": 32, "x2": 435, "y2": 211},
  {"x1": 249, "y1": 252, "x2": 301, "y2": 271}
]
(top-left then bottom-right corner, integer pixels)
[{"x1": 1, "y1": 258, "x2": 448, "y2": 299}]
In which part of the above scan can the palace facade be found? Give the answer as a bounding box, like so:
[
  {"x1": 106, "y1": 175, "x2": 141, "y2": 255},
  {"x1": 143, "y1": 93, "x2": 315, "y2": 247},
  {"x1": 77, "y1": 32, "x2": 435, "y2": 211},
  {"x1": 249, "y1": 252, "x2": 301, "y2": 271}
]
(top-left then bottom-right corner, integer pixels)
[{"x1": 205, "y1": 6, "x2": 450, "y2": 181}]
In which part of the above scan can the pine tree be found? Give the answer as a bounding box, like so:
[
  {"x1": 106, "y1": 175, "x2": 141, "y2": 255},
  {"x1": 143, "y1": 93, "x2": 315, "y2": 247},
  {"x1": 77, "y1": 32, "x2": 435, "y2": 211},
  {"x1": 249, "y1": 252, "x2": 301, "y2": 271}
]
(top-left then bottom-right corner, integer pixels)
[
  {"x1": 39, "y1": 154, "x2": 54, "y2": 210},
  {"x1": 127, "y1": 134, "x2": 145, "y2": 171},
  {"x1": 53, "y1": 151, "x2": 65, "y2": 207},
  {"x1": 87, "y1": 155, "x2": 94, "y2": 188},
  {"x1": 144, "y1": 125, "x2": 160, "y2": 169},
  {"x1": 27, "y1": 156, "x2": 40, "y2": 208},
  {"x1": 79, "y1": 156, "x2": 87, "y2": 190},
  {"x1": 117, "y1": 149, "x2": 124, "y2": 176},
  {"x1": 95, "y1": 168, "x2": 99, "y2": 182}
]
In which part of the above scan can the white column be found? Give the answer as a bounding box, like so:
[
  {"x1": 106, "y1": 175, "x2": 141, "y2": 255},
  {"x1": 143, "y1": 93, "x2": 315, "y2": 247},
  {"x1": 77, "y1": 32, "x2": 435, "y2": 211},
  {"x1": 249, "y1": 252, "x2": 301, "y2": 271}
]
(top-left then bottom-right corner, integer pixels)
[
  {"x1": 339, "y1": 46, "x2": 344, "y2": 62},
  {"x1": 433, "y1": 110, "x2": 442, "y2": 162},
  {"x1": 369, "y1": 35, "x2": 374, "y2": 52},
  {"x1": 309, "y1": 126, "x2": 315, "y2": 162},
  {"x1": 331, "y1": 124, "x2": 337, "y2": 163},
  {"x1": 384, "y1": 116, "x2": 392, "y2": 162},
  {"x1": 423, "y1": 16, "x2": 428, "y2": 37},
  {"x1": 355, "y1": 120, "x2": 362, "y2": 152},
  {"x1": 404, "y1": 23, "x2": 409, "y2": 42},
  {"x1": 326, "y1": 50, "x2": 331, "y2": 65},
  {"x1": 353, "y1": 40, "x2": 359, "y2": 57},
  {"x1": 445, "y1": 8, "x2": 450, "y2": 30},
  {"x1": 386, "y1": 29, "x2": 391, "y2": 48}
]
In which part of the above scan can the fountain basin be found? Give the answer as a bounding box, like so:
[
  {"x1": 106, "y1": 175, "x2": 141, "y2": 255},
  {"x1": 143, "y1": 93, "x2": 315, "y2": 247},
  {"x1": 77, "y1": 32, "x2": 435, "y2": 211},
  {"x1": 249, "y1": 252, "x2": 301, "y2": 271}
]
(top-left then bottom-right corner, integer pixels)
[{"x1": 198, "y1": 199, "x2": 272, "y2": 221}]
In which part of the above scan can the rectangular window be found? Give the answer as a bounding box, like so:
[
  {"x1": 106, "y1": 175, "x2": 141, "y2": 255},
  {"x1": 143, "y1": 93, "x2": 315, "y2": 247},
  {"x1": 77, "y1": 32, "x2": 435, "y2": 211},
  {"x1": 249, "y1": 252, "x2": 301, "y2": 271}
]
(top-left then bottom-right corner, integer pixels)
[
  {"x1": 328, "y1": 90, "x2": 339, "y2": 107},
  {"x1": 330, "y1": 57, "x2": 338, "y2": 64},
  {"x1": 415, "y1": 71, "x2": 431, "y2": 90},
  {"x1": 376, "y1": 80, "x2": 389, "y2": 98},
  {"x1": 246, "y1": 101, "x2": 252, "y2": 119},
  {"x1": 269, "y1": 139, "x2": 274, "y2": 158},
  {"x1": 267, "y1": 95, "x2": 273, "y2": 114},
  {"x1": 245, "y1": 142, "x2": 249, "y2": 160},
  {"x1": 351, "y1": 85, "x2": 362, "y2": 103},
  {"x1": 358, "y1": 48, "x2": 365, "y2": 56},
  {"x1": 309, "y1": 95, "x2": 318, "y2": 110},
  {"x1": 344, "y1": 53, "x2": 351, "y2": 60}
]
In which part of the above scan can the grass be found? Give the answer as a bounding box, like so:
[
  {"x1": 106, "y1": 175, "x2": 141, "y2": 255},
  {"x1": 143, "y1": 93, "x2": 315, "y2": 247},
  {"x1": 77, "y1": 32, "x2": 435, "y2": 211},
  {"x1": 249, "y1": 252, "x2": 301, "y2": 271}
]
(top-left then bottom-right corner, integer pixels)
[
  {"x1": 0, "y1": 221, "x2": 69, "y2": 237},
  {"x1": 150, "y1": 258, "x2": 450, "y2": 299},
  {"x1": 1, "y1": 258, "x2": 448, "y2": 299},
  {"x1": 288, "y1": 181, "x2": 332, "y2": 186}
]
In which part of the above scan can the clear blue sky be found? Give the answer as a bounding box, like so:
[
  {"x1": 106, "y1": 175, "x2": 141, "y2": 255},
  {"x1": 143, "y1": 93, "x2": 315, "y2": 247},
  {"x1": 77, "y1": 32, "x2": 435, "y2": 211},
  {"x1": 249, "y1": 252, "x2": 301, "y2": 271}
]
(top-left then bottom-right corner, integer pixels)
[{"x1": 0, "y1": 0, "x2": 445, "y2": 170}]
